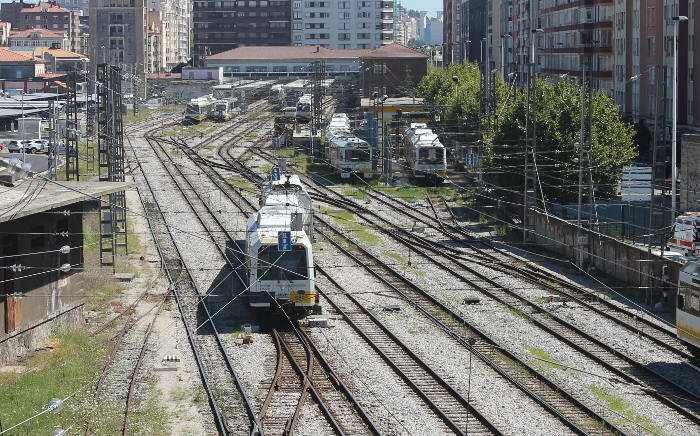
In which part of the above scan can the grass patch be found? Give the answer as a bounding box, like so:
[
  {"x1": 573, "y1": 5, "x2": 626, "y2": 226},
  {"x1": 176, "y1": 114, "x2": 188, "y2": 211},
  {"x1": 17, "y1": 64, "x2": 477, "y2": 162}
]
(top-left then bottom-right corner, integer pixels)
[
  {"x1": 162, "y1": 120, "x2": 216, "y2": 137},
  {"x1": 275, "y1": 147, "x2": 296, "y2": 158},
  {"x1": 373, "y1": 184, "x2": 463, "y2": 203},
  {"x1": 321, "y1": 208, "x2": 380, "y2": 247},
  {"x1": 524, "y1": 344, "x2": 566, "y2": 370},
  {"x1": 341, "y1": 185, "x2": 368, "y2": 200},
  {"x1": 0, "y1": 330, "x2": 112, "y2": 434},
  {"x1": 587, "y1": 385, "x2": 663, "y2": 433},
  {"x1": 123, "y1": 107, "x2": 154, "y2": 125},
  {"x1": 228, "y1": 177, "x2": 257, "y2": 194}
]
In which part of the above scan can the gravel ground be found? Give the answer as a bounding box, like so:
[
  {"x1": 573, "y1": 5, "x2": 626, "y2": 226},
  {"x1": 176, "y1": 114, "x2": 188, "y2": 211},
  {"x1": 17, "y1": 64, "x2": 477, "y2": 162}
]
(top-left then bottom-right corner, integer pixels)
[
  {"x1": 314, "y1": 238, "x2": 575, "y2": 435},
  {"x1": 307, "y1": 312, "x2": 454, "y2": 435},
  {"x1": 316, "y1": 204, "x2": 700, "y2": 434}
]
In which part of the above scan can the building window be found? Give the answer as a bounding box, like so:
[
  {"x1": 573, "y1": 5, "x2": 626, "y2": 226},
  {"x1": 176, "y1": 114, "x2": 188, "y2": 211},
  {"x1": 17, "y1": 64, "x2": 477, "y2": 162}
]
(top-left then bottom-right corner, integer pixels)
[{"x1": 273, "y1": 66, "x2": 287, "y2": 72}]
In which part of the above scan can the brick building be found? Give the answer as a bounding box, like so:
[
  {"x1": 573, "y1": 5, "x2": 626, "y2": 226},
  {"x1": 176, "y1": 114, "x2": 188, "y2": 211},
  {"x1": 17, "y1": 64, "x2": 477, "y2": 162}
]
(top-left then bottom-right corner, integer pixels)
[{"x1": 0, "y1": 1, "x2": 80, "y2": 53}]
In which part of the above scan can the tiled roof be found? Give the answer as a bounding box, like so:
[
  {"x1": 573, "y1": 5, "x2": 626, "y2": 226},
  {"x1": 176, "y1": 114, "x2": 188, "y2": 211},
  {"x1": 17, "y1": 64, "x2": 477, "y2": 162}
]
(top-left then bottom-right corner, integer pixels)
[
  {"x1": 21, "y1": 2, "x2": 69, "y2": 13},
  {"x1": 10, "y1": 29, "x2": 66, "y2": 38},
  {"x1": 208, "y1": 45, "x2": 364, "y2": 61},
  {"x1": 361, "y1": 43, "x2": 429, "y2": 59},
  {"x1": 207, "y1": 43, "x2": 428, "y2": 61},
  {"x1": 0, "y1": 48, "x2": 38, "y2": 62}
]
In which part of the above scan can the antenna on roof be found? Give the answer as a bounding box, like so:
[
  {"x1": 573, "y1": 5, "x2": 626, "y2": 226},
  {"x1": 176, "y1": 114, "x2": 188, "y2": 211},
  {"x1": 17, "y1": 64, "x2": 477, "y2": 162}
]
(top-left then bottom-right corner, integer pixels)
[{"x1": 315, "y1": 46, "x2": 319, "y2": 53}]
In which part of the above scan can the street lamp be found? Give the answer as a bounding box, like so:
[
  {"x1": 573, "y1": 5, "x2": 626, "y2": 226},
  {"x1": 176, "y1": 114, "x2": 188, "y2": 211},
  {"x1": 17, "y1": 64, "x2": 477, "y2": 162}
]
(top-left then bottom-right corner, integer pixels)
[{"x1": 671, "y1": 15, "x2": 688, "y2": 219}]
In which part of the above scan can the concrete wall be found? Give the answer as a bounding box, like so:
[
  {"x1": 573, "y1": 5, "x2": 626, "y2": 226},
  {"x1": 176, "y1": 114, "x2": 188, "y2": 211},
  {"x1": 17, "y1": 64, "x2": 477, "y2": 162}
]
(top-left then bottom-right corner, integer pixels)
[
  {"x1": 530, "y1": 209, "x2": 682, "y2": 304},
  {"x1": 0, "y1": 202, "x2": 85, "y2": 343},
  {"x1": 681, "y1": 134, "x2": 700, "y2": 211}
]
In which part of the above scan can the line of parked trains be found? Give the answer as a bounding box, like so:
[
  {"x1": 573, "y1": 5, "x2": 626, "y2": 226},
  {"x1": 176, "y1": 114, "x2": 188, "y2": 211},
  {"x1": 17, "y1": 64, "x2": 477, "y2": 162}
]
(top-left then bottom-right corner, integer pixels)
[
  {"x1": 324, "y1": 113, "x2": 448, "y2": 183},
  {"x1": 184, "y1": 80, "x2": 277, "y2": 123}
]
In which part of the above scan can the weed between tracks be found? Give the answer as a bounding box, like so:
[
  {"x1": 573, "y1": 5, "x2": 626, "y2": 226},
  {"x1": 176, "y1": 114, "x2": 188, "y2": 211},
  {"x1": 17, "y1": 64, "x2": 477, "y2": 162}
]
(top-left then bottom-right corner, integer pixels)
[
  {"x1": 321, "y1": 208, "x2": 380, "y2": 247},
  {"x1": 383, "y1": 251, "x2": 425, "y2": 277},
  {"x1": 523, "y1": 344, "x2": 567, "y2": 370},
  {"x1": 587, "y1": 385, "x2": 662, "y2": 433}
]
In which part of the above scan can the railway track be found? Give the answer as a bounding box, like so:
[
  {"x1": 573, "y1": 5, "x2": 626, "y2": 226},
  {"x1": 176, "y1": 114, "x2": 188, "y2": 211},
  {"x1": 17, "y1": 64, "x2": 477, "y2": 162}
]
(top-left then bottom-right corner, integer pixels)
[
  {"x1": 247, "y1": 145, "x2": 700, "y2": 425},
  {"x1": 358, "y1": 181, "x2": 692, "y2": 361},
  {"x1": 128, "y1": 131, "x2": 261, "y2": 435},
  {"x1": 175, "y1": 138, "x2": 505, "y2": 434},
  {"x1": 210, "y1": 139, "x2": 624, "y2": 435},
  {"x1": 144, "y1": 128, "x2": 377, "y2": 435}
]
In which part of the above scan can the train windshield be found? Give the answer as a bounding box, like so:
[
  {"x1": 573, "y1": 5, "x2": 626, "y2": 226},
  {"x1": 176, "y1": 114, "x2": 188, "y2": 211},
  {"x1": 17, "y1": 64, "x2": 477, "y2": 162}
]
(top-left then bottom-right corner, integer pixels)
[
  {"x1": 257, "y1": 245, "x2": 308, "y2": 281},
  {"x1": 296, "y1": 103, "x2": 311, "y2": 112},
  {"x1": 418, "y1": 148, "x2": 444, "y2": 164},
  {"x1": 344, "y1": 149, "x2": 370, "y2": 161},
  {"x1": 186, "y1": 104, "x2": 202, "y2": 114}
]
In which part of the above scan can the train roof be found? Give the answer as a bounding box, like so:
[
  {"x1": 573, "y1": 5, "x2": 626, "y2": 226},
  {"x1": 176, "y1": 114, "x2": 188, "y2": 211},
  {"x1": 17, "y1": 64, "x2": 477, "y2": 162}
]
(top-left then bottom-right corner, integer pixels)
[
  {"x1": 329, "y1": 136, "x2": 369, "y2": 148},
  {"x1": 411, "y1": 132, "x2": 444, "y2": 148},
  {"x1": 238, "y1": 80, "x2": 276, "y2": 90}
]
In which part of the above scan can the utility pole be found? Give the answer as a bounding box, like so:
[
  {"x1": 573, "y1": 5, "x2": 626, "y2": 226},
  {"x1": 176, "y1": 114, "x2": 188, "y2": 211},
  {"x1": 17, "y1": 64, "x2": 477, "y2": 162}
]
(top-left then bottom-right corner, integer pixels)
[
  {"x1": 47, "y1": 100, "x2": 57, "y2": 180},
  {"x1": 671, "y1": 15, "x2": 688, "y2": 220}
]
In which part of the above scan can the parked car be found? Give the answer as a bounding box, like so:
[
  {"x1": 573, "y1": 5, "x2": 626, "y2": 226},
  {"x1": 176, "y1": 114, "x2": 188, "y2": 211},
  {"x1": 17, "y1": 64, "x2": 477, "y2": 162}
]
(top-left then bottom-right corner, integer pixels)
[{"x1": 8, "y1": 139, "x2": 47, "y2": 154}]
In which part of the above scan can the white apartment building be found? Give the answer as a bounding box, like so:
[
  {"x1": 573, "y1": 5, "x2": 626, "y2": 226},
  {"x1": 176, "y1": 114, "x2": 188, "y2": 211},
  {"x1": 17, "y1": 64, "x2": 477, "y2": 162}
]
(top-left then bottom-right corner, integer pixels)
[{"x1": 291, "y1": 0, "x2": 394, "y2": 50}]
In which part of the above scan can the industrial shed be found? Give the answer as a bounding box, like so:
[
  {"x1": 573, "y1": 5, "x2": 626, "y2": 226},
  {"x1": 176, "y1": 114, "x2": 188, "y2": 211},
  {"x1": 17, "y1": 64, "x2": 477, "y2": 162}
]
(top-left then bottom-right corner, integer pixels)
[{"x1": 0, "y1": 180, "x2": 131, "y2": 365}]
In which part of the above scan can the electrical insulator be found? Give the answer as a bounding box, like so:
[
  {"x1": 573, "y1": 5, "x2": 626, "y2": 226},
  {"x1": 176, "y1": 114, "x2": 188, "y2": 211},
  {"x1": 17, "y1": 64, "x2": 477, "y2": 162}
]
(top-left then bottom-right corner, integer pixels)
[
  {"x1": 10, "y1": 264, "x2": 25, "y2": 272},
  {"x1": 8, "y1": 292, "x2": 25, "y2": 298},
  {"x1": 61, "y1": 210, "x2": 71, "y2": 216},
  {"x1": 59, "y1": 245, "x2": 71, "y2": 255},
  {"x1": 57, "y1": 231, "x2": 69, "y2": 238},
  {"x1": 47, "y1": 398, "x2": 64, "y2": 412},
  {"x1": 59, "y1": 263, "x2": 71, "y2": 273}
]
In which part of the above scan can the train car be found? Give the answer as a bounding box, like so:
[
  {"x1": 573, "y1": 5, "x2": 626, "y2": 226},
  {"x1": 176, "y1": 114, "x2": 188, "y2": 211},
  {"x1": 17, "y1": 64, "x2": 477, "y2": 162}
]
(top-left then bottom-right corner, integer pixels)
[
  {"x1": 246, "y1": 174, "x2": 317, "y2": 314},
  {"x1": 328, "y1": 134, "x2": 373, "y2": 179},
  {"x1": 295, "y1": 94, "x2": 312, "y2": 123},
  {"x1": 677, "y1": 261, "x2": 700, "y2": 359},
  {"x1": 404, "y1": 124, "x2": 447, "y2": 184},
  {"x1": 212, "y1": 99, "x2": 237, "y2": 121},
  {"x1": 668, "y1": 212, "x2": 700, "y2": 256},
  {"x1": 184, "y1": 96, "x2": 214, "y2": 123},
  {"x1": 259, "y1": 174, "x2": 313, "y2": 237}
]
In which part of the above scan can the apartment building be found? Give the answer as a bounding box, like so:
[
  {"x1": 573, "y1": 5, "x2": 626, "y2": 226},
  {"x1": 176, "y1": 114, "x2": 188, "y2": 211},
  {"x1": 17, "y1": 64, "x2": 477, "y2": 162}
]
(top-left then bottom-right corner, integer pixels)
[
  {"x1": 192, "y1": 0, "x2": 292, "y2": 65},
  {"x1": 443, "y1": 0, "x2": 460, "y2": 63},
  {"x1": 147, "y1": 0, "x2": 189, "y2": 71},
  {"x1": 89, "y1": 0, "x2": 146, "y2": 69},
  {"x1": 0, "y1": 1, "x2": 81, "y2": 52},
  {"x1": 290, "y1": 0, "x2": 394, "y2": 50},
  {"x1": 539, "y1": 0, "x2": 614, "y2": 92}
]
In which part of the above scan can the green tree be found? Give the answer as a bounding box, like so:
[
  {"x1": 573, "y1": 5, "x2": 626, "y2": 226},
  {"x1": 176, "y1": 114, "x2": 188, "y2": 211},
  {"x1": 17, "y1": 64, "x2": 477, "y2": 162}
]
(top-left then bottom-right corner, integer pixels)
[{"x1": 418, "y1": 70, "x2": 637, "y2": 204}]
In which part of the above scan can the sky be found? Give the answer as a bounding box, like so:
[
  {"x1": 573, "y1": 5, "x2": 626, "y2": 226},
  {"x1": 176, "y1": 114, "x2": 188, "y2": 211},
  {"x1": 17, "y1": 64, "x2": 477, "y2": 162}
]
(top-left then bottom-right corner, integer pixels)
[{"x1": 400, "y1": 0, "x2": 442, "y2": 17}]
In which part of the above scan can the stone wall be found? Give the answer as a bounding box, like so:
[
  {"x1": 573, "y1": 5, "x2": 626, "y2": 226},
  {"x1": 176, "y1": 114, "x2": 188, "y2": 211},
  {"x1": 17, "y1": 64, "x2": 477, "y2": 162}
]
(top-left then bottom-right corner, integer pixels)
[{"x1": 530, "y1": 209, "x2": 683, "y2": 304}]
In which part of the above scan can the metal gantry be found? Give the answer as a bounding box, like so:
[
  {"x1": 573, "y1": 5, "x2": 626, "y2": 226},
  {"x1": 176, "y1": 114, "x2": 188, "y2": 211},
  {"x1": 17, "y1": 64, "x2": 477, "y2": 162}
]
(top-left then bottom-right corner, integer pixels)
[
  {"x1": 65, "y1": 72, "x2": 80, "y2": 181},
  {"x1": 96, "y1": 64, "x2": 128, "y2": 271}
]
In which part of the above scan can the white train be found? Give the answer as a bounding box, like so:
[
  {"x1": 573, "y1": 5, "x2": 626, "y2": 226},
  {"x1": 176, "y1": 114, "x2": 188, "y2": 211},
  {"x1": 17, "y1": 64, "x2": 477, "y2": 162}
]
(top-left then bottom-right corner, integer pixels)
[
  {"x1": 296, "y1": 94, "x2": 312, "y2": 123},
  {"x1": 246, "y1": 172, "x2": 318, "y2": 314},
  {"x1": 326, "y1": 113, "x2": 373, "y2": 179},
  {"x1": 212, "y1": 99, "x2": 237, "y2": 121},
  {"x1": 677, "y1": 261, "x2": 700, "y2": 359},
  {"x1": 184, "y1": 95, "x2": 215, "y2": 123},
  {"x1": 403, "y1": 123, "x2": 447, "y2": 183}
]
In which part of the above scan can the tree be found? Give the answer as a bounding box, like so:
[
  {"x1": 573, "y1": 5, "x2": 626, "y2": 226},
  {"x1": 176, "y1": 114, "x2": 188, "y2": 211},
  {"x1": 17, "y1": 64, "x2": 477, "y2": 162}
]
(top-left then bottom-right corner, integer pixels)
[{"x1": 417, "y1": 70, "x2": 637, "y2": 204}]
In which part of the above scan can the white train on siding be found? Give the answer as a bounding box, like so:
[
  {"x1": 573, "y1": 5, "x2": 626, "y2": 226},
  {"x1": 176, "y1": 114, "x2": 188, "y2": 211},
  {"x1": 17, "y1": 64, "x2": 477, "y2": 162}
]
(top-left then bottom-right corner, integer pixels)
[
  {"x1": 184, "y1": 95, "x2": 215, "y2": 123},
  {"x1": 403, "y1": 123, "x2": 447, "y2": 184},
  {"x1": 246, "y1": 172, "x2": 318, "y2": 314},
  {"x1": 326, "y1": 113, "x2": 373, "y2": 179},
  {"x1": 295, "y1": 94, "x2": 312, "y2": 123}
]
